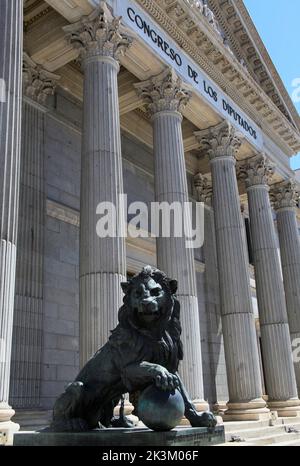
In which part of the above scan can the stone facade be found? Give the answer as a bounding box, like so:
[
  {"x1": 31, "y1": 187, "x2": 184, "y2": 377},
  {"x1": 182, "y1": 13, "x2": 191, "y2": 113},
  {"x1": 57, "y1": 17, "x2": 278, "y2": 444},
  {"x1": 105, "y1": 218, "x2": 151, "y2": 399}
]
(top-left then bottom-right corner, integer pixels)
[
  {"x1": 12, "y1": 86, "x2": 227, "y2": 411},
  {"x1": 0, "y1": 0, "x2": 300, "y2": 442}
]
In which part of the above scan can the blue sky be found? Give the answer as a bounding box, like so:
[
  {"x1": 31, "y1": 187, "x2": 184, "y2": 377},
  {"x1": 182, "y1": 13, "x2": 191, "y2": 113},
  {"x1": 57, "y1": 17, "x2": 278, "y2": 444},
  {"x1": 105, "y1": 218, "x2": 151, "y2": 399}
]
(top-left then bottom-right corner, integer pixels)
[{"x1": 244, "y1": 0, "x2": 300, "y2": 170}]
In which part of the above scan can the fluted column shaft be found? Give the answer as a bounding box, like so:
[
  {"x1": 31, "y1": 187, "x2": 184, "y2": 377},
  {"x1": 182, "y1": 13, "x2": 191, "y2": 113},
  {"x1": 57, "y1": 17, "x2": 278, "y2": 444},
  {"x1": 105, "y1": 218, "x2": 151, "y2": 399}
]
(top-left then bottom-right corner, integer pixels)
[
  {"x1": 194, "y1": 174, "x2": 229, "y2": 411},
  {"x1": 154, "y1": 112, "x2": 205, "y2": 402},
  {"x1": 211, "y1": 159, "x2": 262, "y2": 402},
  {"x1": 0, "y1": 0, "x2": 23, "y2": 439},
  {"x1": 9, "y1": 55, "x2": 59, "y2": 409},
  {"x1": 195, "y1": 122, "x2": 268, "y2": 421},
  {"x1": 273, "y1": 181, "x2": 300, "y2": 393},
  {"x1": 135, "y1": 69, "x2": 206, "y2": 404},
  {"x1": 80, "y1": 56, "x2": 127, "y2": 364},
  {"x1": 241, "y1": 156, "x2": 300, "y2": 416},
  {"x1": 64, "y1": 6, "x2": 131, "y2": 365},
  {"x1": 9, "y1": 100, "x2": 45, "y2": 409}
]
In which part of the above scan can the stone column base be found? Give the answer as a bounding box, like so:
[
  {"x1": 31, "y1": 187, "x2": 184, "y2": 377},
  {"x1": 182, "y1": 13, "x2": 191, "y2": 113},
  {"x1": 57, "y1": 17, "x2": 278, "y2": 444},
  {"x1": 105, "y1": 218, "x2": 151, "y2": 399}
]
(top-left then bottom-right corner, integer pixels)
[
  {"x1": 213, "y1": 401, "x2": 228, "y2": 414},
  {"x1": 223, "y1": 399, "x2": 270, "y2": 421},
  {"x1": 0, "y1": 421, "x2": 20, "y2": 446},
  {"x1": 193, "y1": 399, "x2": 210, "y2": 412},
  {"x1": 113, "y1": 400, "x2": 134, "y2": 416},
  {"x1": 267, "y1": 399, "x2": 300, "y2": 417},
  {"x1": 0, "y1": 403, "x2": 20, "y2": 446}
]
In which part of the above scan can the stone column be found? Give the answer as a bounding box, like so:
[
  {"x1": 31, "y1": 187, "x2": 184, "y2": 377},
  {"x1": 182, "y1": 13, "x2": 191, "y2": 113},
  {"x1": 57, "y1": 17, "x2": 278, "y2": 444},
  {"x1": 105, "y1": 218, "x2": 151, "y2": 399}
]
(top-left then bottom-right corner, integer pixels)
[
  {"x1": 0, "y1": 0, "x2": 23, "y2": 444},
  {"x1": 271, "y1": 180, "x2": 300, "y2": 394},
  {"x1": 194, "y1": 174, "x2": 229, "y2": 413},
  {"x1": 195, "y1": 122, "x2": 269, "y2": 421},
  {"x1": 135, "y1": 69, "x2": 208, "y2": 409},
  {"x1": 63, "y1": 5, "x2": 132, "y2": 365},
  {"x1": 9, "y1": 54, "x2": 59, "y2": 408},
  {"x1": 239, "y1": 155, "x2": 300, "y2": 416}
]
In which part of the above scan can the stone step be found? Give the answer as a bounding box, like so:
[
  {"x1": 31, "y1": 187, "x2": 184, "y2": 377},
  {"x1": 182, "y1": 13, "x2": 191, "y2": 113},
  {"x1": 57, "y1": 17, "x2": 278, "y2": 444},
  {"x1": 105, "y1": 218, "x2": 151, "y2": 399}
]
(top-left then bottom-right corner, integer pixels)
[
  {"x1": 219, "y1": 442, "x2": 258, "y2": 447},
  {"x1": 222, "y1": 416, "x2": 300, "y2": 446},
  {"x1": 224, "y1": 416, "x2": 300, "y2": 433},
  {"x1": 245, "y1": 431, "x2": 300, "y2": 446},
  {"x1": 269, "y1": 438, "x2": 300, "y2": 446},
  {"x1": 278, "y1": 416, "x2": 300, "y2": 425},
  {"x1": 222, "y1": 428, "x2": 300, "y2": 446},
  {"x1": 225, "y1": 424, "x2": 300, "y2": 442},
  {"x1": 221, "y1": 436, "x2": 300, "y2": 446},
  {"x1": 224, "y1": 420, "x2": 271, "y2": 433}
]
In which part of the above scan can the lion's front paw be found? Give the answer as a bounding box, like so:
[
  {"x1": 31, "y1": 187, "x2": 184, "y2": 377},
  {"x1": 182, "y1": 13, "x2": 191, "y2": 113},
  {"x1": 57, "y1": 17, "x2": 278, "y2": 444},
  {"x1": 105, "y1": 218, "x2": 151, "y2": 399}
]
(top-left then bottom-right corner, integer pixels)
[
  {"x1": 188, "y1": 411, "x2": 217, "y2": 428},
  {"x1": 154, "y1": 367, "x2": 180, "y2": 392}
]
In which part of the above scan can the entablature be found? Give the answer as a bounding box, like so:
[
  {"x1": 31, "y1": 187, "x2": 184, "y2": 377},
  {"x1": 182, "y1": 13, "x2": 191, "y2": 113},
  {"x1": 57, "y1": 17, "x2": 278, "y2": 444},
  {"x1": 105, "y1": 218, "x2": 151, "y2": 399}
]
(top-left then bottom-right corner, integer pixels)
[{"x1": 23, "y1": 0, "x2": 300, "y2": 179}]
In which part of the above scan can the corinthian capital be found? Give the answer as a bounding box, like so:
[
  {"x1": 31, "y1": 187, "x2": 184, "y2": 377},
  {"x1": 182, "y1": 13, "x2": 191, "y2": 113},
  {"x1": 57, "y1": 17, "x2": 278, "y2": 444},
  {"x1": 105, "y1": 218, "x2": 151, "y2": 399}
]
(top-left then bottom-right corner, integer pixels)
[
  {"x1": 134, "y1": 67, "x2": 191, "y2": 115},
  {"x1": 237, "y1": 153, "x2": 275, "y2": 189},
  {"x1": 194, "y1": 121, "x2": 242, "y2": 159},
  {"x1": 194, "y1": 173, "x2": 212, "y2": 205},
  {"x1": 63, "y1": 3, "x2": 132, "y2": 62},
  {"x1": 23, "y1": 53, "x2": 60, "y2": 105},
  {"x1": 270, "y1": 180, "x2": 299, "y2": 210}
]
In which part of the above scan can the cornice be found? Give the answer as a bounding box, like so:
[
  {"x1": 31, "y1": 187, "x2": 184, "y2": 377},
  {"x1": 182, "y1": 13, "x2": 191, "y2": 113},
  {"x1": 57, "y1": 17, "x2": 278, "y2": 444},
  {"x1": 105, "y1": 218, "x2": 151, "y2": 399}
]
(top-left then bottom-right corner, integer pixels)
[
  {"x1": 209, "y1": 0, "x2": 299, "y2": 131},
  {"x1": 135, "y1": 0, "x2": 300, "y2": 155},
  {"x1": 24, "y1": 0, "x2": 300, "y2": 155},
  {"x1": 24, "y1": 1, "x2": 51, "y2": 32},
  {"x1": 233, "y1": 0, "x2": 300, "y2": 132}
]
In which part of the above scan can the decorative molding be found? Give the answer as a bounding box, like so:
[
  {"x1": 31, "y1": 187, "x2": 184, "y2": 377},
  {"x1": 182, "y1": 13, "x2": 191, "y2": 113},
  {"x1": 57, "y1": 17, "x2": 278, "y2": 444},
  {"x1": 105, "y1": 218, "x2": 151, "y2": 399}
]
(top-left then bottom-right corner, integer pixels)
[
  {"x1": 134, "y1": 0, "x2": 300, "y2": 154},
  {"x1": 24, "y1": 0, "x2": 300, "y2": 153},
  {"x1": 24, "y1": 2, "x2": 51, "y2": 32},
  {"x1": 194, "y1": 120, "x2": 242, "y2": 159},
  {"x1": 270, "y1": 180, "x2": 300, "y2": 211},
  {"x1": 63, "y1": 3, "x2": 132, "y2": 62},
  {"x1": 23, "y1": 53, "x2": 60, "y2": 104},
  {"x1": 209, "y1": 0, "x2": 299, "y2": 130},
  {"x1": 46, "y1": 199, "x2": 80, "y2": 227},
  {"x1": 134, "y1": 67, "x2": 191, "y2": 114},
  {"x1": 237, "y1": 153, "x2": 275, "y2": 188},
  {"x1": 44, "y1": 0, "x2": 92, "y2": 23}
]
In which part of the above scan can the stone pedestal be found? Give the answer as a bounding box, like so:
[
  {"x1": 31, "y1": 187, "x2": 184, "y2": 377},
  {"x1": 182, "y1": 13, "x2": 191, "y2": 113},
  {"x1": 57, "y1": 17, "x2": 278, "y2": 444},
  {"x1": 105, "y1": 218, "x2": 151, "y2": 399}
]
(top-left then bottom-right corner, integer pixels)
[
  {"x1": 63, "y1": 5, "x2": 132, "y2": 365},
  {"x1": 135, "y1": 69, "x2": 207, "y2": 409},
  {"x1": 272, "y1": 181, "x2": 300, "y2": 394},
  {"x1": 195, "y1": 122, "x2": 269, "y2": 421},
  {"x1": 0, "y1": 0, "x2": 23, "y2": 445},
  {"x1": 239, "y1": 155, "x2": 300, "y2": 417},
  {"x1": 13, "y1": 426, "x2": 225, "y2": 446}
]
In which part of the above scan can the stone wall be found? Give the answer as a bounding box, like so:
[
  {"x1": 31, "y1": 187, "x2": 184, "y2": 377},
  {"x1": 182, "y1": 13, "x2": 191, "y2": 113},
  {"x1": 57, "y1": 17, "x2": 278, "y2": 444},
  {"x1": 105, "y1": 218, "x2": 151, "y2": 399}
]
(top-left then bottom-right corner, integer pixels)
[{"x1": 41, "y1": 90, "x2": 81, "y2": 409}]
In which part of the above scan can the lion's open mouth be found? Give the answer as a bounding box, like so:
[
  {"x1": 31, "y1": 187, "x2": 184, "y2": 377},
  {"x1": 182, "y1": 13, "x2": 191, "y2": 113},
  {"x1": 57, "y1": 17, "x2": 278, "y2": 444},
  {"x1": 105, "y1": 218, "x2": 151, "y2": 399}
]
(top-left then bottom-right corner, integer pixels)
[{"x1": 135, "y1": 306, "x2": 162, "y2": 324}]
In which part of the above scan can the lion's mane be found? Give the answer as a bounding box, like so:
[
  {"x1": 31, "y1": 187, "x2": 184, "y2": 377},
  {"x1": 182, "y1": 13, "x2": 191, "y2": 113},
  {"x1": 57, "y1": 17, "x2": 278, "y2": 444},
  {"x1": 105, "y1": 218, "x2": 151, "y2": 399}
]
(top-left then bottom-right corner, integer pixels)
[{"x1": 112, "y1": 267, "x2": 183, "y2": 373}]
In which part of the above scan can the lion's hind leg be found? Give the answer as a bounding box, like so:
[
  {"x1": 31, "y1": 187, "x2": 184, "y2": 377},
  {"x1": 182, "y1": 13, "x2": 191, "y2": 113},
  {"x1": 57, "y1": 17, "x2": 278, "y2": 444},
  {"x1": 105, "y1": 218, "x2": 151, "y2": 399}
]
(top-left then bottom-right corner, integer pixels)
[{"x1": 49, "y1": 381, "x2": 89, "y2": 432}]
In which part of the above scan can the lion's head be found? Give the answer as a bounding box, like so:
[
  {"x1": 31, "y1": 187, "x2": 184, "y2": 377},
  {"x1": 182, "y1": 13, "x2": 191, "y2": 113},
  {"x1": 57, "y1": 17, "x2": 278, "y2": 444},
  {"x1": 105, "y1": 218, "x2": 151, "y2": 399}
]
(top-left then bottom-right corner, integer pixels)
[
  {"x1": 118, "y1": 266, "x2": 181, "y2": 340},
  {"x1": 121, "y1": 266, "x2": 177, "y2": 324}
]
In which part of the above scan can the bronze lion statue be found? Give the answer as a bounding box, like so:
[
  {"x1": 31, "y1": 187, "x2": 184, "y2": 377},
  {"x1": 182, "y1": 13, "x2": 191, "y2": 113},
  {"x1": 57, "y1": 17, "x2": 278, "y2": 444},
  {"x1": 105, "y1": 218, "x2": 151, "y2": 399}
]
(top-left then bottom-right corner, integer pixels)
[{"x1": 49, "y1": 266, "x2": 217, "y2": 432}]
